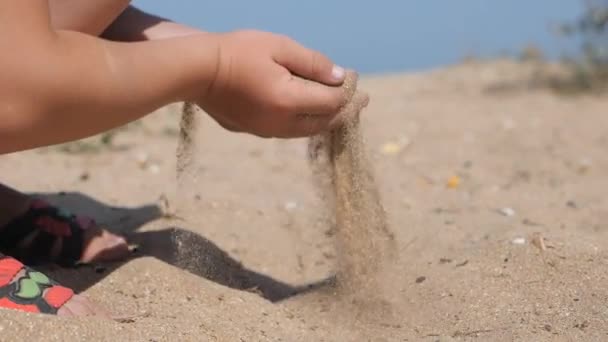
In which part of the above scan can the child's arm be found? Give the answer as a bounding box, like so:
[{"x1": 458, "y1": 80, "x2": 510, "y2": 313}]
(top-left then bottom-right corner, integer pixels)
[
  {"x1": 0, "y1": 3, "x2": 218, "y2": 153},
  {"x1": 0, "y1": 2, "x2": 346, "y2": 153}
]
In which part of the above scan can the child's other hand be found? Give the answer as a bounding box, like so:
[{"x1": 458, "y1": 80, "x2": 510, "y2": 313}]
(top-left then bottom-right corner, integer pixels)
[{"x1": 196, "y1": 30, "x2": 350, "y2": 138}]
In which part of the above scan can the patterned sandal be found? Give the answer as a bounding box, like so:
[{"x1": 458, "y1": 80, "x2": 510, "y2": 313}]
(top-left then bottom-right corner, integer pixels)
[
  {"x1": 0, "y1": 256, "x2": 73, "y2": 314},
  {"x1": 0, "y1": 199, "x2": 97, "y2": 267}
]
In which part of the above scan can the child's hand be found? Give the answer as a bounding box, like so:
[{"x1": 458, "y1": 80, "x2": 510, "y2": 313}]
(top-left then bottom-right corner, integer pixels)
[{"x1": 196, "y1": 30, "x2": 350, "y2": 138}]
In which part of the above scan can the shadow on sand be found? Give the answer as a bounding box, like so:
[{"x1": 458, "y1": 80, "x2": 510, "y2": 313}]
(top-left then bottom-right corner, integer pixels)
[{"x1": 33, "y1": 191, "x2": 332, "y2": 303}]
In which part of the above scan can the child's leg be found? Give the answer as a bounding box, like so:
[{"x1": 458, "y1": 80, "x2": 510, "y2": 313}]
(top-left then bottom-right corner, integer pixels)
[
  {"x1": 0, "y1": 252, "x2": 108, "y2": 316},
  {"x1": 0, "y1": 183, "x2": 129, "y2": 266},
  {"x1": 0, "y1": 2, "x2": 141, "y2": 318},
  {"x1": 0, "y1": 3, "x2": 148, "y2": 265}
]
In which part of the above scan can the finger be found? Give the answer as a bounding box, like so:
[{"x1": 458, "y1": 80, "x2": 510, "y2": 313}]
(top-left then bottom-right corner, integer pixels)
[
  {"x1": 274, "y1": 36, "x2": 345, "y2": 86},
  {"x1": 282, "y1": 76, "x2": 348, "y2": 115}
]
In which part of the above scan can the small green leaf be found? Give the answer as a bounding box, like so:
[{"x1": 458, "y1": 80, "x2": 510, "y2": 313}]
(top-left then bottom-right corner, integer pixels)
[
  {"x1": 29, "y1": 272, "x2": 51, "y2": 285},
  {"x1": 16, "y1": 279, "x2": 41, "y2": 299}
]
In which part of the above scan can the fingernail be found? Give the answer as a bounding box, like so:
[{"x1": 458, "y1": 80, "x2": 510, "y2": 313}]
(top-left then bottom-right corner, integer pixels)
[{"x1": 332, "y1": 65, "x2": 345, "y2": 81}]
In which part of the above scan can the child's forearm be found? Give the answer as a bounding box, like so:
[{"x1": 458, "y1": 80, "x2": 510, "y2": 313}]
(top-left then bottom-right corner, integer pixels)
[{"x1": 1, "y1": 31, "x2": 219, "y2": 153}]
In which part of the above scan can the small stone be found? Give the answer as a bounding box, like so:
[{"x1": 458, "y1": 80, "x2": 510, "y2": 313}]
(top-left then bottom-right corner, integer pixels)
[
  {"x1": 578, "y1": 158, "x2": 592, "y2": 174},
  {"x1": 566, "y1": 201, "x2": 577, "y2": 209},
  {"x1": 284, "y1": 201, "x2": 298, "y2": 211},
  {"x1": 446, "y1": 176, "x2": 461, "y2": 189},
  {"x1": 522, "y1": 218, "x2": 540, "y2": 226},
  {"x1": 147, "y1": 164, "x2": 160, "y2": 174},
  {"x1": 135, "y1": 152, "x2": 149, "y2": 168},
  {"x1": 439, "y1": 258, "x2": 453, "y2": 264},
  {"x1": 531, "y1": 232, "x2": 547, "y2": 251},
  {"x1": 512, "y1": 237, "x2": 526, "y2": 245},
  {"x1": 158, "y1": 194, "x2": 174, "y2": 217},
  {"x1": 574, "y1": 320, "x2": 589, "y2": 330},
  {"x1": 379, "y1": 136, "x2": 410, "y2": 156},
  {"x1": 455, "y1": 260, "x2": 469, "y2": 267},
  {"x1": 380, "y1": 142, "x2": 402, "y2": 155},
  {"x1": 499, "y1": 207, "x2": 516, "y2": 217},
  {"x1": 415, "y1": 276, "x2": 426, "y2": 284},
  {"x1": 79, "y1": 172, "x2": 90, "y2": 181}
]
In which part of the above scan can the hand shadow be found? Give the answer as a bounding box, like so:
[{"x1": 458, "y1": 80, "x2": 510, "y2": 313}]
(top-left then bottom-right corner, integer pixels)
[
  {"x1": 32, "y1": 192, "x2": 331, "y2": 303},
  {"x1": 30, "y1": 191, "x2": 162, "y2": 234}
]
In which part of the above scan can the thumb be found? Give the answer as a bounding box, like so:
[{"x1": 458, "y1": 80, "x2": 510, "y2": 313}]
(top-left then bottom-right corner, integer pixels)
[{"x1": 273, "y1": 36, "x2": 345, "y2": 86}]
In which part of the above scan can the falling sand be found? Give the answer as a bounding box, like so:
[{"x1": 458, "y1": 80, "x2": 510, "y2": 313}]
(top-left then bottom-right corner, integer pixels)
[
  {"x1": 305, "y1": 73, "x2": 399, "y2": 338},
  {"x1": 309, "y1": 72, "x2": 397, "y2": 295},
  {"x1": 176, "y1": 72, "x2": 399, "y2": 338},
  {"x1": 175, "y1": 101, "x2": 210, "y2": 276},
  {"x1": 176, "y1": 101, "x2": 198, "y2": 183}
]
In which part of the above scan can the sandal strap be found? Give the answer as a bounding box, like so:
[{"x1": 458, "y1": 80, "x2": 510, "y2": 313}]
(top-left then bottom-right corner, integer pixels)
[
  {"x1": 0, "y1": 199, "x2": 86, "y2": 267},
  {"x1": 0, "y1": 256, "x2": 73, "y2": 314}
]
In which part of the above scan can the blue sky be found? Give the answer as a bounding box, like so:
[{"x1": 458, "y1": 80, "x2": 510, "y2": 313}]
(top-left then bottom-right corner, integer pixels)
[{"x1": 133, "y1": 1, "x2": 584, "y2": 74}]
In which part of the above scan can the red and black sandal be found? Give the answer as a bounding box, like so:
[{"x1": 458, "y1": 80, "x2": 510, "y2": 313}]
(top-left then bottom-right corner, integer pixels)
[
  {"x1": 0, "y1": 199, "x2": 97, "y2": 267},
  {"x1": 0, "y1": 256, "x2": 73, "y2": 314}
]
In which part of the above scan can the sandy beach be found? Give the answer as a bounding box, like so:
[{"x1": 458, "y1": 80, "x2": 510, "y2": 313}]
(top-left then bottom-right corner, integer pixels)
[{"x1": 1, "y1": 60, "x2": 607, "y2": 341}]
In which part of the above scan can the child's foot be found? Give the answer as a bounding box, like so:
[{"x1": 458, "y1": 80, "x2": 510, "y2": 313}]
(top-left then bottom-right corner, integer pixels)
[
  {"x1": 0, "y1": 195, "x2": 131, "y2": 267},
  {"x1": 0, "y1": 256, "x2": 108, "y2": 317}
]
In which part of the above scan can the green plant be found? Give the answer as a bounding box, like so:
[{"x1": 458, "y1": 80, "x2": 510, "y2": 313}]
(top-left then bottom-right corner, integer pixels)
[{"x1": 553, "y1": 0, "x2": 608, "y2": 93}]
